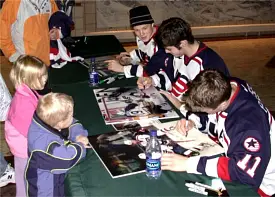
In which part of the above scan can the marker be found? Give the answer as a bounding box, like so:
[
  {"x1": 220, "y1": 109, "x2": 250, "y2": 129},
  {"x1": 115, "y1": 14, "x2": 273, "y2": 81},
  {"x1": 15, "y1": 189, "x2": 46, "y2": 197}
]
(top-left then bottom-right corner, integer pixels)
[
  {"x1": 185, "y1": 180, "x2": 222, "y2": 196},
  {"x1": 84, "y1": 36, "x2": 87, "y2": 44},
  {"x1": 99, "y1": 78, "x2": 109, "y2": 84},
  {"x1": 185, "y1": 120, "x2": 188, "y2": 137},
  {"x1": 188, "y1": 187, "x2": 208, "y2": 196},
  {"x1": 99, "y1": 74, "x2": 125, "y2": 85}
]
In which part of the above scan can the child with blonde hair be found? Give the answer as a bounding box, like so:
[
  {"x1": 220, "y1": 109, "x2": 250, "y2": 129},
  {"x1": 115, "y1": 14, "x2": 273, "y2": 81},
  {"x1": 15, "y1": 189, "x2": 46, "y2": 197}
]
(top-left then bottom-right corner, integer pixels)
[
  {"x1": 5, "y1": 55, "x2": 48, "y2": 196},
  {"x1": 25, "y1": 92, "x2": 89, "y2": 197}
]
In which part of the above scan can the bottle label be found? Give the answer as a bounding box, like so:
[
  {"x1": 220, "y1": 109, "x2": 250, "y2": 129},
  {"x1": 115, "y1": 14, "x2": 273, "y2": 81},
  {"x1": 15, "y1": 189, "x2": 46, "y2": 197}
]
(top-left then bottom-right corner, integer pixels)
[
  {"x1": 146, "y1": 158, "x2": 161, "y2": 172},
  {"x1": 89, "y1": 71, "x2": 99, "y2": 85}
]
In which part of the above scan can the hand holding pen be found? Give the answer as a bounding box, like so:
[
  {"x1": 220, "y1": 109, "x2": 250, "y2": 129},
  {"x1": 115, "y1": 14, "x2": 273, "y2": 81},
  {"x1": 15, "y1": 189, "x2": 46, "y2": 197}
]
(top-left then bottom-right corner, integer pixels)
[
  {"x1": 137, "y1": 77, "x2": 152, "y2": 90},
  {"x1": 176, "y1": 119, "x2": 195, "y2": 137}
]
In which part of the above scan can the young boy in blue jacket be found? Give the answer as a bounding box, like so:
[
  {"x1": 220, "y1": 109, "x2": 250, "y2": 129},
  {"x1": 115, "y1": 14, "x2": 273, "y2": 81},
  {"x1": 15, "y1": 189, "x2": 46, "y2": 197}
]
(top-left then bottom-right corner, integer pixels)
[{"x1": 25, "y1": 93, "x2": 89, "y2": 197}]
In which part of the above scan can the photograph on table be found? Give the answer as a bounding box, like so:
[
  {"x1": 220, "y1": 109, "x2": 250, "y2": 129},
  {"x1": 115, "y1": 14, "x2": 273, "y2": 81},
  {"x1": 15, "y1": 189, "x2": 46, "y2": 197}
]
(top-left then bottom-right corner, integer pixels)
[
  {"x1": 154, "y1": 120, "x2": 225, "y2": 157},
  {"x1": 93, "y1": 86, "x2": 179, "y2": 124},
  {"x1": 88, "y1": 123, "x2": 156, "y2": 178},
  {"x1": 89, "y1": 120, "x2": 222, "y2": 178}
]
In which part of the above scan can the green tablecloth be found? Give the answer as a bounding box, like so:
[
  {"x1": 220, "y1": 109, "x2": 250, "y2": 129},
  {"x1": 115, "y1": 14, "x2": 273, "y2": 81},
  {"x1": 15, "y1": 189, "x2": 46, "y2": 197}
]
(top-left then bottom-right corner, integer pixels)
[{"x1": 51, "y1": 82, "x2": 258, "y2": 197}]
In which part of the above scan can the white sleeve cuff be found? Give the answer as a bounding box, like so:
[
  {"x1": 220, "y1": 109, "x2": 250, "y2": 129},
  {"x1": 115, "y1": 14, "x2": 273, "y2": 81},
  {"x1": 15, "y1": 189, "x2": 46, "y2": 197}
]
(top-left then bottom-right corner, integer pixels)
[
  {"x1": 179, "y1": 104, "x2": 188, "y2": 117},
  {"x1": 151, "y1": 74, "x2": 160, "y2": 88},
  {"x1": 129, "y1": 50, "x2": 139, "y2": 65},
  {"x1": 123, "y1": 65, "x2": 134, "y2": 78},
  {"x1": 186, "y1": 156, "x2": 201, "y2": 174},
  {"x1": 188, "y1": 113, "x2": 202, "y2": 129}
]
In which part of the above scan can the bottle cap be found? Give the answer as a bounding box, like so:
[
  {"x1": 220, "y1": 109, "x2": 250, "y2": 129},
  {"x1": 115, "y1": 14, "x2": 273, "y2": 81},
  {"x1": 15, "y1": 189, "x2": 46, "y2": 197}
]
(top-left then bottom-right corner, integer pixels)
[
  {"x1": 91, "y1": 57, "x2": 95, "y2": 63},
  {"x1": 150, "y1": 130, "x2": 157, "y2": 137}
]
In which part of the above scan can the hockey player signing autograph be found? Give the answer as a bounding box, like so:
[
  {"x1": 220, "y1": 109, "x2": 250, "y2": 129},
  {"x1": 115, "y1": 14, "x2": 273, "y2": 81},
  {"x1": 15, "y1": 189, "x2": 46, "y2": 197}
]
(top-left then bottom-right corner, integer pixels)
[{"x1": 162, "y1": 70, "x2": 275, "y2": 196}]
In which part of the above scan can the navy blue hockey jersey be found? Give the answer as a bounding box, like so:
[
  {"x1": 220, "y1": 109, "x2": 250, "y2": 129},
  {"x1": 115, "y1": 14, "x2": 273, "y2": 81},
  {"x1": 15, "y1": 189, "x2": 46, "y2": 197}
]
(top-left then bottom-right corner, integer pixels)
[
  {"x1": 186, "y1": 78, "x2": 275, "y2": 196},
  {"x1": 150, "y1": 42, "x2": 230, "y2": 100}
]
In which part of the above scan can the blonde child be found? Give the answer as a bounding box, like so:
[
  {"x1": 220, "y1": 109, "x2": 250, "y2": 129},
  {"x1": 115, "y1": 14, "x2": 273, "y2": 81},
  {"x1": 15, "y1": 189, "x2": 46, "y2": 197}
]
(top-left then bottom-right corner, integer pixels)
[
  {"x1": 25, "y1": 92, "x2": 89, "y2": 197},
  {"x1": 5, "y1": 55, "x2": 48, "y2": 196}
]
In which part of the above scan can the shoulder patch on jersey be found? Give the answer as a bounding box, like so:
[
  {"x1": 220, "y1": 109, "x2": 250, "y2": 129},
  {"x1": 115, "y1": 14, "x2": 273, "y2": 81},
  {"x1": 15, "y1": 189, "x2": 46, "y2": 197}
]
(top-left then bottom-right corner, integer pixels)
[{"x1": 243, "y1": 137, "x2": 260, "y2": 152}]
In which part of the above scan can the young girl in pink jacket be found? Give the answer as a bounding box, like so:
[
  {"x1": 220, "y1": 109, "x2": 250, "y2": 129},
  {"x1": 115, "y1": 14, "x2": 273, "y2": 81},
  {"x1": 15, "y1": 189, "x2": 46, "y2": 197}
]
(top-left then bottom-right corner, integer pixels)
[{"x1": 5, "y1": 55, "x2": 48, "y2": 197}]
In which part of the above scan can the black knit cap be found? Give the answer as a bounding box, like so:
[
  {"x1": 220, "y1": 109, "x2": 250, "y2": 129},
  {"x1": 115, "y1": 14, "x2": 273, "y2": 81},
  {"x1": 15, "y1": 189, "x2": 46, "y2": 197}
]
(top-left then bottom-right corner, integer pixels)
[{"x1": 129, "y1": 5, "x2": 154, "y2": 27}]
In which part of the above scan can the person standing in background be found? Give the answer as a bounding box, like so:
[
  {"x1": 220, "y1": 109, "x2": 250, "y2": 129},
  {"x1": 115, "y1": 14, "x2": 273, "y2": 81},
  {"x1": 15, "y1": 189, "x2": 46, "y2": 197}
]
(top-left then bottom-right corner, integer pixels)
[{"x1": 0, "y1": 0, "x2": 59, "y2": 66}]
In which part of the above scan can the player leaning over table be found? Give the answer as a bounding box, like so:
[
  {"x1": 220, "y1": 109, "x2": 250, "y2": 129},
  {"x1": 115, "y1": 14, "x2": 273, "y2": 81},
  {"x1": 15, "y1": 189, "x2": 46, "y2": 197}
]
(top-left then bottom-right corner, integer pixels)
[
  {"x1": 106, "y1": 5, "x2": 160, "y2": 78},
  {"x1": 161, "y1": 69, "x2": 275, "y2": 196},
  {"x1": 137, "y1": 17, "x2": 230, "y2": 101}
]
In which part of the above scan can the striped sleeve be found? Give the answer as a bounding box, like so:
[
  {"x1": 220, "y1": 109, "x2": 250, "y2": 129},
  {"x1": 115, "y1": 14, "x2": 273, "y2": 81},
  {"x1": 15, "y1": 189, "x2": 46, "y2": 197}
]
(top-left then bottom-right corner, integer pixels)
[
  {"x1": 171, "y1": 56, "x2": 202, "y2": 99},
  {"x1": 151, "y1": 72, "x2": 172, "y2": 91},
  {"x1": 129, "y1": 49, "x2": 141, "y2": 65},
  {"x1": 123, "y1": 64, "x2": 143, "y2": 78}
]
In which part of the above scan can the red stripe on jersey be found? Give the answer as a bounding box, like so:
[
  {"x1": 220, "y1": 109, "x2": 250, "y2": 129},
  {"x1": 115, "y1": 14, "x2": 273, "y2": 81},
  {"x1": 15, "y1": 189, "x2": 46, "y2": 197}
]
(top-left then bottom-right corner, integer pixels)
[
  {"x1": 177, "y1": 77, "x2": 188, "y2": 86},
  {"x1": 209, "y1": 135, "x2": 219, "y2": 144},
  {"x1": 171, "y1": 88, "x2": 180, "y2": 97},
  {"x1": 258, "y1": 188, "x2": 271, "y2": 197},
  {"x1": 143, "y1": 70, "x2": 149, "y2": 77},
  {"x1": 229, "y1": 80, "x2": 240, "y2": 104},
  {"x1": 217, "y1": 157, "x2": 231, "y2": 181},
  {"x1": 50, "y1": 47, "x2": 58, "y2": 55},
  {"x1": 219, "y1": 112, "x2": 227, "y2": 118},
  {"x1": 192, "y1": 57, "x2": 202, "y2": 66},
  {"x1": 224, "y1": 135, "x2": 229, "y2": 146},
  {"x1": 173, "y1": 82, "x2": 187, "y2": 93}
]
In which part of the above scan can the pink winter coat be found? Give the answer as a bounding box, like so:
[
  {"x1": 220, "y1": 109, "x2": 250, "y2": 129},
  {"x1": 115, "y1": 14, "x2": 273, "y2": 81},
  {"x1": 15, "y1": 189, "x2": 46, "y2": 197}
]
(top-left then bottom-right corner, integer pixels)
[{"x1": 5, "y1": 84, "x2": 40, "y2": 158}]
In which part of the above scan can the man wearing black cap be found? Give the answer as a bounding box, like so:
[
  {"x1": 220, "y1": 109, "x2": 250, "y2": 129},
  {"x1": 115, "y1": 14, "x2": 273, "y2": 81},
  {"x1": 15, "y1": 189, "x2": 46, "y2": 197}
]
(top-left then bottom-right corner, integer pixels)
[{"x1": 106, "y1": 5, "x2": 159, "y2": 78}]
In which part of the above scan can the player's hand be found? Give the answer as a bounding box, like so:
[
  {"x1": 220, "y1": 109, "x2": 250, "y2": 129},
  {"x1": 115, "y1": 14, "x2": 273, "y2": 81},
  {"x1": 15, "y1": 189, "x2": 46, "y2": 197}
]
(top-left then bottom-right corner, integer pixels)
[
  {"x1": 105, "y1": 60, "x2": 124, "y2": 73},
  {"x1": 137, "y1": 77, "x2": 152, "y2": 89},
  {"x1": 76, "y1": 135, "x2": 89, "y2": 146},
  {"x1": 116, "y1": 52, "x2": 131, "y2": 65},
  {"x1": 49, "y1": 27, "x2": 60, "y2": 40},
  {"x1": 161, "y1": 153, "x2": 188, "y2": 171},
  {"x1": 176, "y1": 119, "x2": 195, "y2": 137},
  {"x1": 160, "y1": 90, "x2": 182, "y2": 109}
]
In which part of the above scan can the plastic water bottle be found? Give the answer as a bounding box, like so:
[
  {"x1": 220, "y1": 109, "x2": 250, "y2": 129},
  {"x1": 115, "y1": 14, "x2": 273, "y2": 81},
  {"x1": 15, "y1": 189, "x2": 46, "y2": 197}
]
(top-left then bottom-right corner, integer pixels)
[
  {"x1": 145, "y1": 130, "x2": 162, "y2": 179},
  {"x1": 88, "y1": 57, "x2": 99, "y2": 87}
]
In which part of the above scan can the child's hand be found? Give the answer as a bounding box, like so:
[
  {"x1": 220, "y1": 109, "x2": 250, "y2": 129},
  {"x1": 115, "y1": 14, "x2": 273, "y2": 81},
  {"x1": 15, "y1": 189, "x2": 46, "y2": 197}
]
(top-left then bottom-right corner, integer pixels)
[
  {"x1": 76, "y1": 135, "x2": 89, "y2": 146},
  {"x1": 105, "y1": 60, "x2": 124, "y2": 73}
]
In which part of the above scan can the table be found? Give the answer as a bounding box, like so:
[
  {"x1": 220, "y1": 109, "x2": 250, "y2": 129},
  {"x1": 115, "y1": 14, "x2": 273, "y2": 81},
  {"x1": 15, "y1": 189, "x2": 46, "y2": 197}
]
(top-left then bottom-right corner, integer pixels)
[
  {"x1": 49, "y1": 36, "x2": 259, "y2": 197},
  {"x1": 50, "y1": 82, "x2": 258, "y2": 197}
]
